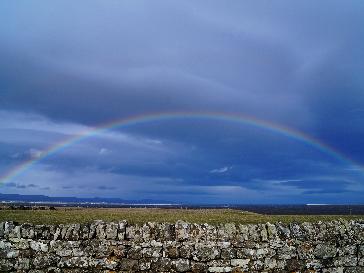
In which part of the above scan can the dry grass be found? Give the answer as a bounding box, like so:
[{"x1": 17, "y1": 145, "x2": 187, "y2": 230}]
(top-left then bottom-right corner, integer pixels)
[{"x1": 0, "y1": 208, "x2": 362, "y2": 225}]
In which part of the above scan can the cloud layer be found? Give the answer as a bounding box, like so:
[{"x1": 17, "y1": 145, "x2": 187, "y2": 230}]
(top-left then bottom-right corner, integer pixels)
[{"x1": 0, "y1": 1, "x2": 364, "y2": 203}]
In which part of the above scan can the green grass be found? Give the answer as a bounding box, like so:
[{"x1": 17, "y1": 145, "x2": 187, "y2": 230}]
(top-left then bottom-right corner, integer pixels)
[{"x1": 0, "y1": 208, "x2": 362, "y2": 225}]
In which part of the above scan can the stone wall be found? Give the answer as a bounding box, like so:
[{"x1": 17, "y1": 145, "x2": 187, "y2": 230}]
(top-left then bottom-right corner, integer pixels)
[{"x1": 1, "y1": 219, "x2": 364, "y2": 273}]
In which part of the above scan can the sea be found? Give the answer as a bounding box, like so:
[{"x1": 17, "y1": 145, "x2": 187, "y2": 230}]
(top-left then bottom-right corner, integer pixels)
[{"x1": 3, "y1": 202, "x2": 364, "y2": 215}]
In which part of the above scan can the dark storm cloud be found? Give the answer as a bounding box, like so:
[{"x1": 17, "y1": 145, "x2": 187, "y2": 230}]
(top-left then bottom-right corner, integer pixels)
[
  {"x1": 1, "y1": 1, "x2": 364, "y2": 203},
  {"x1": 278, "y1": 178, "x2": 355, "y2": 195},
  {"x1": 0, "y1": 0, "x2": 310, "y2": 125},
  {"x1": 0, "y1": 1, "x2": 363, "y2": 137},
  {"x1": 300, "y1": 58, "x2": 364, "y2": 162},
  {"x1": 97, "y1": 185, "x2": 117, "y2": 191}
]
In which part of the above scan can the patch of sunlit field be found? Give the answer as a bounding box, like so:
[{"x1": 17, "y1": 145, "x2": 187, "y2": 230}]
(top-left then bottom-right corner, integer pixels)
[{"x1": 0, "y1": 208, "x2": 362, "y2": 225}]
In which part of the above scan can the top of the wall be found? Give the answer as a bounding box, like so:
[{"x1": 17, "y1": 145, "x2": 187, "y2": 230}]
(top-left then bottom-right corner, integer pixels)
[{"x1": 1, "y1": 219, "x2": 363, "y2": 243}]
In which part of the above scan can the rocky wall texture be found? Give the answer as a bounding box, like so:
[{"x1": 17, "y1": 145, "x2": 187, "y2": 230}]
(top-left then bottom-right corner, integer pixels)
[{"x1": 0, "y1": 219, "x2": 364, "y2": 273}]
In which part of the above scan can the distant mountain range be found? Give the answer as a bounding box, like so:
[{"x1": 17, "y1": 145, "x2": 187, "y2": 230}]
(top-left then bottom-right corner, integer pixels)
[{"x1": 0, "y1": 193, "x2": 174, "y2": 204}]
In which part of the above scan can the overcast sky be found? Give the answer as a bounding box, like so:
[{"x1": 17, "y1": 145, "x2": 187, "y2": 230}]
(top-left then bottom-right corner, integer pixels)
[{"x1": 1, "y1": 1, "x2": 364, "y2": 203}]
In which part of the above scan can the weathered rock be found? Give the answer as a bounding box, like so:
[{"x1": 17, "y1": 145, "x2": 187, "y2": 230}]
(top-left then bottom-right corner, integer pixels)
[
  {"x1": 236, "y1": 248, "x2": 255, "y2": 259},
  {"x1": 111, "y1": 243, "x2": 127, "y2": 258},
  {"x1": 150, "y1": 257, "x2": 173, "y2": 271},
  {"x1": 314, "y1": 244, "x2": 337, "y2": 259},
  {"x1": 231, "y1": 258, "x2": 250, "y2": 269},
  {"x1": 95, "y1": 222, "x2": 106, "y2": 239},
  {"x1": 297, "y1": 242, "x2": 314, "y2": 259},
  {"x1": 290, "y1": 222, "x2": 306, "y2": 240},
  {"x1": 345, "y1": 267, "x2": 364, "y2": 273},
  {"x1": 50, "y1": 240, "x2": 81, "y2": 256},
  {"x1": 21, "y1": 223, "x2": 35, "y2": 239},
  {"x1": 191, "y1": 261, "x2": 208, "y2": 272},
  {"x1": 164, "y1": 241, "x2": 179, "y2": 258},
  {"x1": 34, "y1": 225, "x2": 51, "y2": 240},
  {"x1": 193, "y1": 243, "x2": 220, "y2": 261},
  {"x1": 3, "y1": 249, "x2": 19, "y2": 258},
  {"x1": 175, "y1": 220, "x2": 190, "y2": 241},
  {"x1": 126, "y1": 224, "x2": 143, "y2": 241},
  {"x1": 141, "y1": 246, "x2": 162, "y2": 258},
  {"x1": 285, "y1": 258, "x2": 305, "y2": 271},
  {"x1": 264, "y1": 257, "x2": 278, "y2": 270},
  {"x1": 358, "y1": 245, "x2": 364, "y2": 256},
  {"x1": 105, "y1": 222, "x2": 118, "y2": 240},
  {"x1": 259, "y1": 224, "x2": 268, "y2": 242},
  {"x1": 33, "y1": 254, "x2": 60, "y2": 268},
  {"x1": 247, "y1": 224, "x2": 260, "y2": 241},
  {"x1": 139, "y1": 257, "x2": 152, "y2": 270},
  {"x1": 158, "y1": 222, "x2": 175, "y2": 241},
  {"x1": 0, "y1": 222, "x2": 4, "y2": 238},
  {"x1": 180, "y1": 244, "x2": 194, "y2": 259},
  {"x1": 220, "y1": 247, "x2": 236, "y2": 259},
  {"x1": 4, "y1": 222, "x2": 20, "y2": 238},
  {"x1": 276, "y1": 244, "x2": 296, "y2": 259},
  {"x1": 208, "y1": 266, "x2": 232, "y2": 272},
  {"x1": 58, "y1": 256, "x2": 89, "y2": 268},
  {"x1": 0, "y1": 258, "x2": 15, "y2": 271},
  {"x1": 9, "y1": 238, "x2": 30, "y2": 249},
  {"x1": 266, "y1": 222, "x2": 278, "y2": 239},
  {"x1": 334, "y1": 255, "x2": 358, "y2": 267},
  {"x1": 217, "y1": 223, "x2": 236, "y2": 241},
  {"x1": 276, "y1": 223, "x2": 291, "y2": 239},
  {"x1": 63, "y1": 224, "x2": 80, "y2": 241},
  {"x1": 15, "y1": 257, "x2": 30, "y2": 270},
  {"x1": 30, "y1": 240, "x2": 49, "y2": 252},
  {"x1": 322, "y1": 267, "x2": 344, "y2": 273},
  {"x1": 127, "y1": 245, "x2": 143, "y2": 259},
  {"x1": 173, "y1": 258, "x2": 190, "y2": 272},
  {"x1": 0, "y1": 220, "x2": 363, "y2": 272},
  {"x1": 79, "y1": 224, "x2": 89, "y2": 240}
]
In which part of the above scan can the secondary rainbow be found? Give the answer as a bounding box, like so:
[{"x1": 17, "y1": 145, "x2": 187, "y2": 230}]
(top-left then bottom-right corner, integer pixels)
[{"x1": 1, "y1": 111, "x2": 363, "y2": 185}]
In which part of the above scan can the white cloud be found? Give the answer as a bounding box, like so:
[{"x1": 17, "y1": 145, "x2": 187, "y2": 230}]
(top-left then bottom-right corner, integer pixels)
[
  {"x1": 0, "y1": 110, "x2": 88, "y2": 135},
  {"x1": 98, "y1": 148, "x2": 110, "y2": 155},
  {"x1": 210, "y1": 166, "x2": 232, "y2": 174},
  {"x1": 0, "y1": 110, "x2": 182, "y2": 164},
  {"x1": 28, "y1": 148, "x2": 43, "y2": 159}
]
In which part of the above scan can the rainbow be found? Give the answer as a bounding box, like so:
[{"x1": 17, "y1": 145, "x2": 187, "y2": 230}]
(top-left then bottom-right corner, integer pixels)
[{"x1": 1, "y1": 111, "x2": 363, "y2": 185}]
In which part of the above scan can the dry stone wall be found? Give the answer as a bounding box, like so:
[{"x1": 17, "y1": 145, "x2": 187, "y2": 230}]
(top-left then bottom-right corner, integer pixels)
[{"x1": 1, "y1": 219, "x2": 364, "y2": 272}]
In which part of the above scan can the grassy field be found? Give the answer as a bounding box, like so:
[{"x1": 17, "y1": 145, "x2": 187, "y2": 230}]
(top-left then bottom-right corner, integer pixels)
[{"x1": 0, "y1": 208, "x2": 362, "y2": 225}]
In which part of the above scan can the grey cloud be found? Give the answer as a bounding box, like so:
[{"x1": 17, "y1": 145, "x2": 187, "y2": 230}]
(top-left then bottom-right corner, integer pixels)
[
  {"x1": 97, "y1": 185, "x2": 117, "y2": 191},
  {"x1": 277, "y1": 177, "x2": 357, "y2": 195},
  {"x1": 4, "y1": 182, "x2": 39, "y2": 189},
  {"x1": 1, "y1": 1, "x2": 364, "y2": 203},
  {"x1": 0, "y1": 1, "x2": 315, "y2": 126}
]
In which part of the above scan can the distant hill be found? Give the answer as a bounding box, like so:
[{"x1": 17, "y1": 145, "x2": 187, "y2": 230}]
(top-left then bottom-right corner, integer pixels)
[{"x1": 0, "y1": 193, "x2": 173, "y2": 204}]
